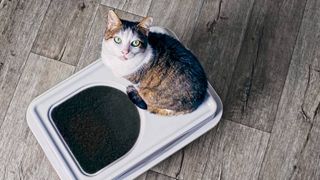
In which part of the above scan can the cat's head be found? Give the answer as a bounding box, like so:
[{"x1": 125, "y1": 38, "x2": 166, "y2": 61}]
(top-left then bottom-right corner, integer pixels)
[{"x1": 101, "y1": 10, "x2": 153, "y2": 76}]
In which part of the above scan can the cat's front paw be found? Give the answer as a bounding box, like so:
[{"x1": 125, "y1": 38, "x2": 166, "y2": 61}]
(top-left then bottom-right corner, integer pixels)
[
  {"x1": 126, "y1": 85, "x2": 148, "y2": 110},
  {"x1": 126, "y1": 85, "x2": 136, "y2": 94}
]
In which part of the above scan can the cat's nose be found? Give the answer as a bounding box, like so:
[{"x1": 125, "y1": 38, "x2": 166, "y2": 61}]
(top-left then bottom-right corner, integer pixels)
[{"x1": 121, "y1": 50, "x2": 129, "y2": 55}]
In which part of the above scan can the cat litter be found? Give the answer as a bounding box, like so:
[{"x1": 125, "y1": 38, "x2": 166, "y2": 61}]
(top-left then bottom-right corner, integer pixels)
[{"x1": 26, "y1": 28, "x2": 223, "y2": 180}]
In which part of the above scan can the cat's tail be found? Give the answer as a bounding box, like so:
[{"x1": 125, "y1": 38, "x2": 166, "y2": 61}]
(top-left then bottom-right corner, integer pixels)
[{"x1": 126, "y1": 85, "x2": 148, "y2": 110}]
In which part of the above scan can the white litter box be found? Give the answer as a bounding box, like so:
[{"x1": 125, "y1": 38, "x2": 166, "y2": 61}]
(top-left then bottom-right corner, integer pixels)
[{"x1": 26, "y1": 28, "x2": 223, "y2": 180}]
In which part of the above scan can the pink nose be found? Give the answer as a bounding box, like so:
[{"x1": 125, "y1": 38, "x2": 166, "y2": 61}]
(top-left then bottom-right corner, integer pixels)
[{"x1": 121, "y1": 50, "x2": 129, "y2": 55}]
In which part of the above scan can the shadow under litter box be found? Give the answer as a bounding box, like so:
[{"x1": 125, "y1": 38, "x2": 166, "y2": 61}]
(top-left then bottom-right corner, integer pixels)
[{"x1": 51, "y1": 86, "x2": 140, "y2": 174}]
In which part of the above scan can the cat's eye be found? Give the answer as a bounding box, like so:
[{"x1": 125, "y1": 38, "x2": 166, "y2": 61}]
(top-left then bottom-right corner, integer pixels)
[
  {"x1": 114, "y1": 36, "x2": 122, "y2": 44},
  {"x1": 131, "y1": 40, "x2": 141, "y2": 47}
]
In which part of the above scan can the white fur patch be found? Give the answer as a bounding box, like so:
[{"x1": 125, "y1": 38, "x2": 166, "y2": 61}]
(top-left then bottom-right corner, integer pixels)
[{"x1": 101, "y1": 29, "x2": 153, "y2": 77}]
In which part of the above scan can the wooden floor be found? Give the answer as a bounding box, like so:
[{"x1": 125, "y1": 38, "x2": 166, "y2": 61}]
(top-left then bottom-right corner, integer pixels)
[{"x1": 0, "y1": 0, "x2": 319, "y2": 179}]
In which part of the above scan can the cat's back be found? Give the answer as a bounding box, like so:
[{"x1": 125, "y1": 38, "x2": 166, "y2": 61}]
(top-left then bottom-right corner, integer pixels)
[
  {"x1": 148, "y1": 32, "x2": 206, "y2": 81},
  {"x1": 140, "y1": 32, "x2": 207, "y2": 112},
  {"x1": 148, "y1": 32, "x2": 185, "y2": 55}
]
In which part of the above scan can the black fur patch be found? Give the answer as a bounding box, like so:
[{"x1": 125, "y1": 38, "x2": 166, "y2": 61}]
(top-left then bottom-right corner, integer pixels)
[
  {"x1": 148, "y1": 32, "x2": 208, "y2": 109},
  {"x1": 126, "y1": 85, "x2": 148, "y2": 110}
]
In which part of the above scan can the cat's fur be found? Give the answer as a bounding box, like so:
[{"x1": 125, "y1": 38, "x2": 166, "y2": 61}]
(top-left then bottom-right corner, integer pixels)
[{"x1": 102, "y1": 10, "x2": 208, "y2": 116}]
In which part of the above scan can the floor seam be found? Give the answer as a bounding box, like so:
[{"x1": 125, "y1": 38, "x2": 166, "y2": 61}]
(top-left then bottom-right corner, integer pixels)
[
  {"x1": 256, "y1": 0, "x2": 310, "y2": 178},
  {"x1": 149, "y1": 169, "x2": 178, "y2": 179},
  {"x1": 100, "y1": 3, "x2": 143, "y2": 18},
  {"x1": 31, "y1": 52, "x2": 76, "y2": 67},
  {"x1": 0, "y1": 0, "x2": 53, "y2": 130},
  {"x1": 222, "y1": 0, "x2": 257, "y2": 102},
  {"x1": 224, "y1": 119, "x2": 271, "y2": 134},
  {"x1": 74, "y1": 3, "x2": 101, "y2": 70}
]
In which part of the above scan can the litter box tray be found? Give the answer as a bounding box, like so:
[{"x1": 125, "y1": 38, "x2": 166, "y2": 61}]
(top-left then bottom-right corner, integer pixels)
[{"x1": 26, "y1": 59, "x2": 223, "y2": 179}]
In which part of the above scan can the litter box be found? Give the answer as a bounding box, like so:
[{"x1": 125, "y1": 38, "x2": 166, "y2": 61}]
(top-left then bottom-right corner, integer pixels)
[{"x1": 26, "y1": 27, "x2": 223, "y2": 180}]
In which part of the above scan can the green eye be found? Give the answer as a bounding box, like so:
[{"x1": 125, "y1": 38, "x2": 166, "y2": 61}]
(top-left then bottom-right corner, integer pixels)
[
  {"x1": 131, "y1": 40, "x2": 141, "y2": 47},
  {"x1": 114, "y1": 36, "x2": 122, "y2": 44}
]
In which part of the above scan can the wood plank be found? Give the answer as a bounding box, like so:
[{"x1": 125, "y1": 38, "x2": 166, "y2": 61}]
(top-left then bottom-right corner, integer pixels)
[
  {"x1": 0, "y1": 53, "x2": 75, "y2": 179},
  {"x1": 18, "y1": 136, "x2": 59, "y2": 180},
  {"x1": 76, "y1": 5, "x2": 142, "y2": 71},
  {"x1": 136, "y1": 170, "x2": 176, "y2": 180},
  {"x1": 147, "y1": 0, "x2": 205, "y2": 44},
  {"x1": 135, "y1": 170, "x2": 181, "y2": 180},
  {"x1": 100, "y1": 0, "x2": 152, "y2": 17},
  {"x1": 291, "y1": 112, "x2": 320, "y2": 180},
  {"x1": 182, "y1": 120, "x2": 269, "y2": 180},
  {"x1": 31, "y1": 0, "x2": 100, "y2": 66},
  {"x1": 154, "y1": 121, "x2": 269, "y2": 180},
  {"x1": 0, "y1": 0, "x2": 50, "y2": 130},
  {"x1": 151, "y1": 150, "x2": 182, "y2": 178},
  {"x1": 224, "y1": 0, "x2": 308, "y2": 132},
  {"x1": 100, "y1": 0, "x2": 125, "y2": 10},
  {"x1": 153, "y1": 0, "x2": 256, "y2": 178},
  {"x1": 188, "y1": 0, "x2": 255, "y2": 101},
  {"x1": 258, "y1": 0, "x2": 320, "y2": 178},
  {"x1": 135, "y1": 172, "x2": 147, "y2": 180}
]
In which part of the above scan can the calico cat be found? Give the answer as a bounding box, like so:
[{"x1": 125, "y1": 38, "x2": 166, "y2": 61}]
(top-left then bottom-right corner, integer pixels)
[{"x1": 102, "y1": 10, "x2": 208, "y2": 116}]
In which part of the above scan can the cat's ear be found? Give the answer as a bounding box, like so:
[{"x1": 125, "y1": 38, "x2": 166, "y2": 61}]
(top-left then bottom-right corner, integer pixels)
[
  {"x1": 138, "y1": 17, "x2": 153, "y2": 29},
  {"x1": 106, "y1": 10, "x2": 122, "y2": 30},
  {"x1": 105, "y1": 10, "x2": 122, "y2": 39},
  {"x1": 138, "y1": 17, "x2": 153, "y2": 35}
]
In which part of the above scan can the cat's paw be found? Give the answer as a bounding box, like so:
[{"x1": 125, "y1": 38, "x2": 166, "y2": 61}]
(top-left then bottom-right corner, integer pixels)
[
  {"x1": 126, "y1": 85, "x2": 147, "y2": 110},
  {"x1": 126, "y1": 85, "x2": 136, "y2": 94}
]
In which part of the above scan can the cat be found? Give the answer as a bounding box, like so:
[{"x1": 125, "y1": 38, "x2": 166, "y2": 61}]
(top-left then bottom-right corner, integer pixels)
[{"x1": 101, "y1": 10, "x2": 208, "y2": 116}]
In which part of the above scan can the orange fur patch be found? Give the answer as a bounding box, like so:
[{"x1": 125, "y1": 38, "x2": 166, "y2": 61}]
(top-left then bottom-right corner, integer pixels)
[{"x1": 104, "y1": 25, "x2": 121, "y2": 40}]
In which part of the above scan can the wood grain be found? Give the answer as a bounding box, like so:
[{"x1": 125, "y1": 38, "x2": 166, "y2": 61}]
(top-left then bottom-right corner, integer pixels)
[
  {"x1": 0, "y1": 53, "x2": 75, "y2": 179},
  {"x1": 147, "y1": 0, "x2": 205, "y2": 44},
  {"x1": 135, "y1": 172, "x2": 147, "y2": 180},
  {"x1": 153, "y1": 121, "x2": 269, "y2": 180},
  {"x1": 136, "y1": 170, "x2": 176, "y2": 180},
  {"x1": 224, "y1": 0, "x2": 308, "y2": 132},
  {"x1": 291, "y1": 112, "x2": 320, "y2": 180},
  {"x1": 100, "y1": 0, "x2": 152, "y2": 17},
  {"x1": 0, "y1": 0, "x2": 50, "y2": 130},
  {"x1": 258, "y1": 0, "x2": 320, "y2": 178},
  {"x1": 178, "y1": 120, "x2": 269, "y2": 180},
  {"x1": 76, "y1": 5, "x2": 142, "y2": 71},
  {"x1": 31, "y1": 0, "x2": 100, "y2": 66},
  {"x1": 188, "y1": 0, "x2": 255, "y2": 101},
  {"x1": 151, "y1": 149, "x2": 183, "y2": 178}
]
